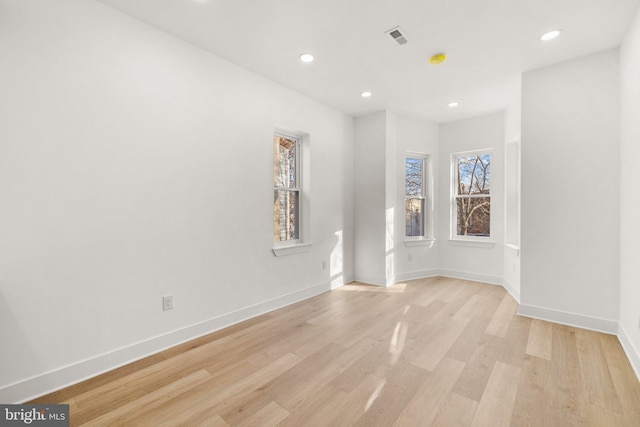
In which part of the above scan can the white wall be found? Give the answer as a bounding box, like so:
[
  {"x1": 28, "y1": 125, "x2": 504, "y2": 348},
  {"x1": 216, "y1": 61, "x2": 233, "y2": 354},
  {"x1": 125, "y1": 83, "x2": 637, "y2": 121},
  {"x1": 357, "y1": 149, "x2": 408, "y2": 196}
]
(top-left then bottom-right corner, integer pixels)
[
  {"x1": 354, "y1": 112, "x2": 440, "y2": 286},
  {"x1": 503, "y1": 91, "x2": 522, "y2": 301},
  {"x1": 394, "y1": 116, "x2": 440, "y2": 282},
  {"x1": 620, "y1": 5, "x2": 640, "y2": 377},
  {"x1": 385, "y1": 113, "x2": 398, "y2": 285},
  {"x1": 0, "y1": 0, "x2": 354, "y2": 402},
  {"x1": 438, "y1": 113, "x2": 505, "y2": 284},
  {"x1": 8, "y1": 0, "x2": 636, "y2": 404},
  {"x1": 520, "y1": 50, "x2": 620, "y2": 333},
  {"x1": 354, "y1": 112, "x2": 387, "y2": 285}
]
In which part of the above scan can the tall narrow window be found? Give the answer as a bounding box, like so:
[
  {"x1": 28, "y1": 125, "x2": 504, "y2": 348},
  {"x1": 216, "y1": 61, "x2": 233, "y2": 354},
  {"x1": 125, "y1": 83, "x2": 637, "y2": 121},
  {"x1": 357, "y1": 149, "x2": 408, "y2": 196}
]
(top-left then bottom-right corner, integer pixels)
[
  {"x1": 405, "y1": 155, "x2": 426, "y2": 237},
  {"x1": 453, "y1": 151, "x2": 491, "y2": 238},
  {"x1": 274, "y1": 134, "x2": 300, "y2": 242}
]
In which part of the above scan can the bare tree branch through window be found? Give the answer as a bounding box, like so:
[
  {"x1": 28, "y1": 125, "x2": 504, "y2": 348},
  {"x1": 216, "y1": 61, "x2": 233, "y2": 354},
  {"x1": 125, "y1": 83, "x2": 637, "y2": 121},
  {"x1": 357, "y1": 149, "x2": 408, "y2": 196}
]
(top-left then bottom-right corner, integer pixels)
[
  {"x1": 274, "y1": 135, "x2": 300, "y2": 242},
  {"x1": 454, "y1": 153, "x2": 491, "y2": 237}
]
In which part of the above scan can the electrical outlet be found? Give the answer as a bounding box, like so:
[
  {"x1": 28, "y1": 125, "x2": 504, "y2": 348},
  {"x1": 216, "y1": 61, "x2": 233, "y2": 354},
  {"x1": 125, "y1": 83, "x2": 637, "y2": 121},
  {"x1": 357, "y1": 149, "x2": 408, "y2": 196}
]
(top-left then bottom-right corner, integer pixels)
[
  {"x1": 322, "y1": 260, "x2": 327, "y2": 270},
  {"x1": 163, "y1": 295, "x2": 174, "y2": 311}
]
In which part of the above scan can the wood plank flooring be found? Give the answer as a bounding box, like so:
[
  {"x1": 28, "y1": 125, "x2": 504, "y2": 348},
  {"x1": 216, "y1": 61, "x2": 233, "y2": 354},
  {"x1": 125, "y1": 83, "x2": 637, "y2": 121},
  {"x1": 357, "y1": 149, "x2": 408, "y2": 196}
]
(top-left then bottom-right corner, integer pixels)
[{"x1": 30, "y1": 277, "x2": 640, "y2": 426}]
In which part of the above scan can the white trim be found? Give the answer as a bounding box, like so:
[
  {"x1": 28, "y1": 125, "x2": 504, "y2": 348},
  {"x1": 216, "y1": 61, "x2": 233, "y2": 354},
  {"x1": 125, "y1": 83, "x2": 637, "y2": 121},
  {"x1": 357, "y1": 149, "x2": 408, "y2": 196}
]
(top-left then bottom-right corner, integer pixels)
[
  {"x1": 403, "y1": 238, "x2": 435, "y2": 247},
  {"x1": 394, "y1": 269, "x2": 441, "y2": 283},
  {"x1": 388, "y1": 269, "x2": 502, "y2": 286},
  {"x1": 273, "y1": 132, "x2": 302, "y2": 242},
  {"x1": 353, "y1": 273, "x2": 387, "y2": 287},
  {"x1": 448, "y1": 239, "x2": 496, "y2": 248},
  {"x1": 272, "y1": 242, "x2": 312, "y2": 256},
  {"x1": 0, "y1": 281, "x2": 332, "y2": 404},
  {"x1": 438, "y1": 269, "x2": 503, "y2": 286},
  {"x1": 504, "y1": 243, "x2": 520, "y2": 256},
  {"x1": 450, "y1": 149, "x2": 493, "y2": 240},
  {"x1": 618, "y1": 324, "x2": 640, "y2": 381},
  {"x1": 518, "y1": 304, "x2": 618, "y2": 335},
  {"x1": 502, "y1": 279, "x2": 521, "y2": 303},
  {"x1": 504, "y1": 139, "x2": 520, "y2": 249},
  {"x1": 273, "y1": 128, "x2": 311, "y2": 247},
  {"x1": 405, "y1": 152, "x2": 433, "y2": 240}
]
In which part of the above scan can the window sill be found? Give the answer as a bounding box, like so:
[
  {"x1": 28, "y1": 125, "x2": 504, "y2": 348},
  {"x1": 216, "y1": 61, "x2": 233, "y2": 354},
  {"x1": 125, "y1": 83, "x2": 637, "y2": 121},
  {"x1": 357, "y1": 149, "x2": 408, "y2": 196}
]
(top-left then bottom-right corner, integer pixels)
[
  {"x1": 505, "y1": 243, "x2": 520, "y2": 256},
  {"x1": 404, "y1": 238, "x2": 435, "y2": 247},
  {"x1": 448, "y1": 238, "x2": 496, "y2": 248},
  {"x1": 272, "y1": 242, "x2": 312, "y2": 257}
]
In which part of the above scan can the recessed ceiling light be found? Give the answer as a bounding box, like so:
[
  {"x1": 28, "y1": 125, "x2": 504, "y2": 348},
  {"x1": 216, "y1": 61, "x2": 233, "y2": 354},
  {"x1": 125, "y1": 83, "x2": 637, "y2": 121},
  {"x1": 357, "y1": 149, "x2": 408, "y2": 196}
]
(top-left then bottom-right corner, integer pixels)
[
  {"x1": 361, "y1": 91, "x2": 372, "y2": 98},
  {"x1": 540, "y1": 29, "x2": 562, "y2": 41},
  {"x1": 448, "y1": 101, "x2": 459, "y2": 108},
  {"x1": 299, "y1": 53, "x2": 314, "y2": 63}
]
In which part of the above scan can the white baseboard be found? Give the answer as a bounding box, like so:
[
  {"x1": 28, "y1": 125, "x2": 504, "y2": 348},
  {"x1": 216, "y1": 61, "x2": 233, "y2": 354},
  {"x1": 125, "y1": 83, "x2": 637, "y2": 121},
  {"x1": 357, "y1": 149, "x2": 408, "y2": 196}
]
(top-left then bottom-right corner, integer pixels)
[
  {"x1": 0, "y1": 281, "x2": 332, "y2": 404},
  {"x1": 618, "y1": 324, "x2": 640, "y2": 381},
  {"x1": 331, "y1": 273, "x2": 354, "y2": 289},
  {"x1": 387, "y1": 269, "x2": 503, "y2": 288},
  {"x1": 502, "y1": 279, "x2": 521, "y2": 303},
  {"x1": 353, "y1": 273, "x2": 386, "y2": 287},
  {"x1": 393, "y1": 269, "x2": 441, "y2": 283},
  {"x1": 518, "y1": 303, "x2": 618, "y2": 335},
  {"x1": 438, "y1": 269, "x2": 503, "y2": 286}
]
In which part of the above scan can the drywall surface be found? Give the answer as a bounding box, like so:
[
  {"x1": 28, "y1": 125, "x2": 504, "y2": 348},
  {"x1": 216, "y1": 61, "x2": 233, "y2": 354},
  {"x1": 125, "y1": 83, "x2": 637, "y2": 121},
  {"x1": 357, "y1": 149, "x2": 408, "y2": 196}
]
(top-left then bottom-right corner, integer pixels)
[
  {"x1": 354, "y1": 112, "x2": 441, "y2": 285},
  {"x1": 521, "y1": 50, "x2": 620, "y2": 331},
  {"x1": 438, "y1": 113, "x2": 505, "y2": 284},
  {"x1": 620, "y1": 5, "x2": 640, "y2": 377},
  {"x1": 504, "y1": 94, "x2": 522, "y2": 301},
  {"x1": 0, "y1": 0, "x2": 354, "y2": 402},
  {"x1": 393, "y1": 115, "x2": 440, "y2": 282},
  {"x1": 354, "y1": 112, "x2": 387, "y2": 285}
]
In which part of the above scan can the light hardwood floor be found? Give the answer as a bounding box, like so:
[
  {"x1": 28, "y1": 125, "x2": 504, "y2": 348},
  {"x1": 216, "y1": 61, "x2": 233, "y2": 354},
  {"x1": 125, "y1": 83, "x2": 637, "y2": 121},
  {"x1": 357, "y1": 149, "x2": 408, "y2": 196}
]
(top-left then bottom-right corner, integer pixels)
[{"x1": 31, "y1": 277, "x2": 640, "y2": 426}]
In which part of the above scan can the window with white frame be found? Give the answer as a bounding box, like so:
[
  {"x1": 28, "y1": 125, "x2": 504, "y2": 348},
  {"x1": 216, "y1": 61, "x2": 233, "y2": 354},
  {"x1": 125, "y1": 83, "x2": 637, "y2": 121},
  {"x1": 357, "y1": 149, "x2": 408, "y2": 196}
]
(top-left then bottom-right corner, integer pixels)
[
  {"x1": 452, "y1": 151, "x2": 491, "y2": 238},
  {"x1": 273, "y1": 133, "x2": 300, "y2": 243},
  {"x1": 405, "y1": 155, "x2": 427, "y2": 237}
]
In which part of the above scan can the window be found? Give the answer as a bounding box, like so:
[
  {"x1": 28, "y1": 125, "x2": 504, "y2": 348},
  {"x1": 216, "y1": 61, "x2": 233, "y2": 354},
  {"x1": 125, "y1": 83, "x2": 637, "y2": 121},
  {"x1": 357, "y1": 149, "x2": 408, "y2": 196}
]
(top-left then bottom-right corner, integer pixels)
[
  {"x1": 405, "y1": 155, "x2": 426, "y2": 237},
  {"x1": 273, "y1": 133, "x2": 300, "y2": 243},
  {"x1": 452, "y1": 151, "x2": 491, "y2": 238}
]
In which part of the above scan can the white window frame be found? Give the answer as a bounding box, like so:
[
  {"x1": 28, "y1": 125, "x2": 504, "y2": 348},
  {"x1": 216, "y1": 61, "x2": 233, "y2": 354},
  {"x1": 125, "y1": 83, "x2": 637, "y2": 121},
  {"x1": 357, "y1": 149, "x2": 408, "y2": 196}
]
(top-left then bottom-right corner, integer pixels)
[
  {"x1": 450, "y1": 149, "x2": 493, "y2": 243},
  {"x1": 404, "y1": 153, "x2": 434, "y2": 246},
  {"x1": 273, "y1": 129, "x2": 311, "y2": 256}
]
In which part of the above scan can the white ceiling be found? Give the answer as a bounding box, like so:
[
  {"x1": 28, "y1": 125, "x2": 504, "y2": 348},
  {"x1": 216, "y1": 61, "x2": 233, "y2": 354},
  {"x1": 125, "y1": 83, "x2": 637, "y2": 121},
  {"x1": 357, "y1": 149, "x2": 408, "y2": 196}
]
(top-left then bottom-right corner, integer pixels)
[{"x1": 97, "y1": 0, "x2": 639, "y2": 123}]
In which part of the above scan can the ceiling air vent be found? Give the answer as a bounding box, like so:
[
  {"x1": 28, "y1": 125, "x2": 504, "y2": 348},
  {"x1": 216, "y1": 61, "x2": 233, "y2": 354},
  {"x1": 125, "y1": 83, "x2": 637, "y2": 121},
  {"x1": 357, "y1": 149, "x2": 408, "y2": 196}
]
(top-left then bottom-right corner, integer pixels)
[{"x1": 386, "y1": 26, "x2": 408, "y2": 45}]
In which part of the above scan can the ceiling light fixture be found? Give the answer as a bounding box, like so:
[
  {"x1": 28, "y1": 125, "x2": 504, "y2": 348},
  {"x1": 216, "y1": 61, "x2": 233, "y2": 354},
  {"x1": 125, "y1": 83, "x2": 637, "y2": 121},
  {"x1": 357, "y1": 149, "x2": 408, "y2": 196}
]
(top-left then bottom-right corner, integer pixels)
[
  {"x1": 430, "y1": 53, "x2": 447, "y2": 65},
  {"x1": 448, "y1": 101, "x2": 459, "y2": 108},
  {"x1": 299, "y1": 53, "x2": 314, "y2": 63},
  {"x1": 361, "y1": 91, "x2": 372, "y2": 98},
  {"x1": 540, "y1": 29, "x2": 562, "y2": 41}
]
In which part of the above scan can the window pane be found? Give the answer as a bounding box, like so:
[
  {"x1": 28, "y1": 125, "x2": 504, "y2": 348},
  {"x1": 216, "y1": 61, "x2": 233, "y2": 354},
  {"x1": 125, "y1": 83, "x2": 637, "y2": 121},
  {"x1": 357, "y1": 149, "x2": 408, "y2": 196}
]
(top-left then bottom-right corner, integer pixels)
[
  {"x1": 274, "y1": 136, "x2": 297, "y2": 188},
  {"x1": 457, "y1": 154, "x2": 490, "y2": 195},
  {"x1": 274, "y1": 190, "x2": 299, "y2": 241},
  {"x1": 405, "y1": 157, "x2": 423, "y2": 197},
  {"x1": 406, "y1": 198, "x2": 425, "y2": 237},
  {"x1": 456, "y1": 196, "x2": 490, "y2": 236}
]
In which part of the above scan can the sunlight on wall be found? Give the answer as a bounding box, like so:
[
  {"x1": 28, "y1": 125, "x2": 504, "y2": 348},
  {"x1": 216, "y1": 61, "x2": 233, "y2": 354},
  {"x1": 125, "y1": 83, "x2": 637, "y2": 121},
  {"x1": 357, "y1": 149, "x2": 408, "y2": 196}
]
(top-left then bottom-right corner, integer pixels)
[
  {"x1": 330, "y1": 230, "x2": 344, "y2": 289},
  {"x1": 386, "y1": 207, "x2": 395, "y2": 286}
]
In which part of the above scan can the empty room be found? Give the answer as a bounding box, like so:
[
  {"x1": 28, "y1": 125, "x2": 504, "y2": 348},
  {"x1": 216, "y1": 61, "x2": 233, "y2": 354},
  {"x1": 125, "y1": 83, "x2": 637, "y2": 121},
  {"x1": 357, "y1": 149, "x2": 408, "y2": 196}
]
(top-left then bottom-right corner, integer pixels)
[{"x1": 2, "y1": 0, "x2": 640, "y2": 425}]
